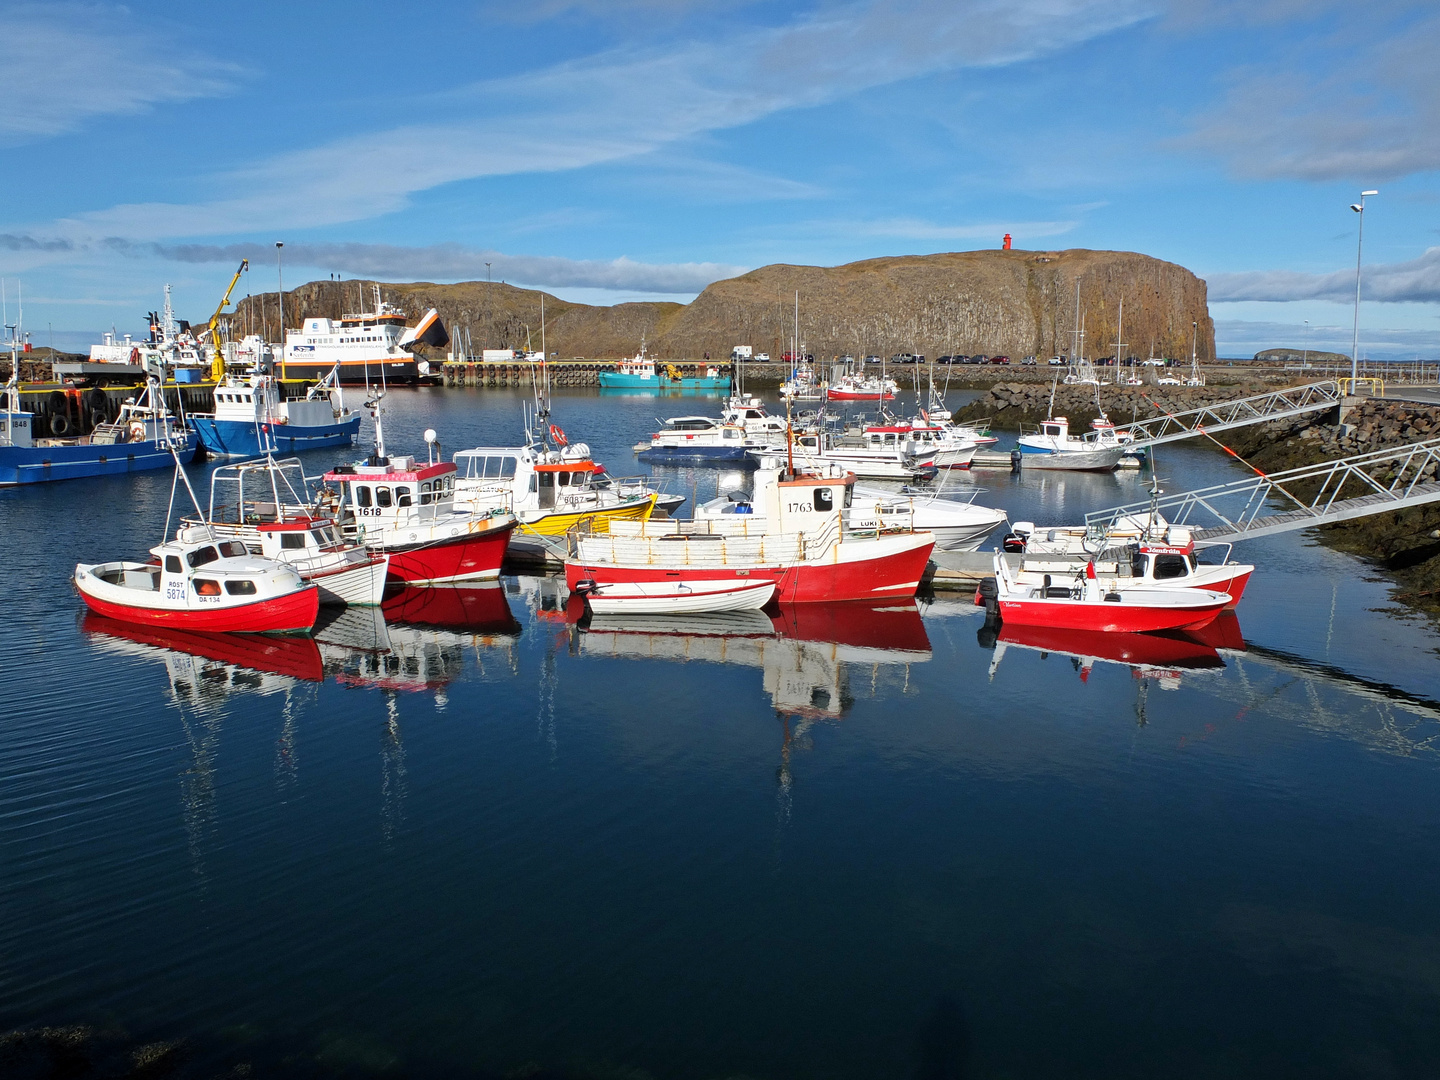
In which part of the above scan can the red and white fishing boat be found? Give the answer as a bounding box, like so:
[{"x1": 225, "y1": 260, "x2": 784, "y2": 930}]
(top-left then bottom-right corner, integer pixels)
[
  {"x1": 827, "y1": 371, "x2": 898, "y2": 401},
  {"x1": 1003, "y1": 521, "x2": 1254, "y2": 607},
  {"x1": 988, "y1": 552, "x2": 1230, "y2": 633},
  {"x1": 573, "y1": 578, "x2": 776, "y2": 615},
  {"x1": 178, "y1": 457, "x2": 390, "y2": 606},
  {"x1": 565, "y1": 460, "x2": 935, "y2": 603},
  {"x1": 318, "y1": 405, "x2": 516, "y2": 585},
  {"x1": 74, "y1": 535, "x2": 320, "y2": 634}
]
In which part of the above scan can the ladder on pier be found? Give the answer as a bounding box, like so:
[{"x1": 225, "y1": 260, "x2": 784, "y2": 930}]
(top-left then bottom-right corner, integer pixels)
[
  {"x1": 1123, "y1": 381, "x2": 1343, "y2": 450},
  {"x1": 1084, "y1": 436, "x2": 1440, "y2": 542}
]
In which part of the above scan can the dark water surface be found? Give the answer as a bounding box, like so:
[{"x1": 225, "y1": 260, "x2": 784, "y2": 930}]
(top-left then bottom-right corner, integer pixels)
[{"x1": 4, "y1": 387, "x2": 1440, "y2": 1078}]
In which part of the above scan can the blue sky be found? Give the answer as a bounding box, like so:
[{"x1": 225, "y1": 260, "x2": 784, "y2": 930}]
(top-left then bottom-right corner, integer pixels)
[{"x1": 2, "y1": 0, "x2": 1438, "y2": 358}]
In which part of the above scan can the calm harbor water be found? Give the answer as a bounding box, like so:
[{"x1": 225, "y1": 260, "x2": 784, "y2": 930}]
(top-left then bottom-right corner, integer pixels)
[{"x1": 4, "y1": 385, "x2": 1440, "y2": 1078}]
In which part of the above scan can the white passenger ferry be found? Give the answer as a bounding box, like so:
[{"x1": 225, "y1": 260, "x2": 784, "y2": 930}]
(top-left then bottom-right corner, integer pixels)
[{"x1": 280, "y1": 285, "x2": 448, "y2": 385}]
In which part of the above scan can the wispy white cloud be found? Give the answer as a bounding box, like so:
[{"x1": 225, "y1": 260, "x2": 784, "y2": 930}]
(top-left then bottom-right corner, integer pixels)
[
  {"x1": 1208, "y1": 247, "x2": 1440, "y2": 304},
  {"x1": 103, "y1": 239, "x2": 746, "y2": 295},
  {"x1": 42, "y1": 0, "x2": 1150, "y2": 239},
  {"x1": 0, "y1": 2, "x2": 236, "y2": 144},
  {"x1": 1174, "y1": 8, "x2": 1440, "y2": 182}
]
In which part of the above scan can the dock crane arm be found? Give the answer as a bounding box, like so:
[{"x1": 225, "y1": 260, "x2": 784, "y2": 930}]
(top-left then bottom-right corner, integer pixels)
[{"x1": 208, "y1": 259, "x2": 249, "y2": 380}]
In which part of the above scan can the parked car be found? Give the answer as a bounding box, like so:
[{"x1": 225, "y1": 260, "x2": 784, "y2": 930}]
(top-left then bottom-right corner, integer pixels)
[
  {"x1": 935, "y1": 354, "x2": 956, "y2": 365},
  {"x1": 862, "y1": 355, "x2": 881, "y2": 364},
  {"x1": 754, "y1": 352, "x2": 769, "y2": 362},
  {"x1": 890, "y1": 352, "x2": 919, "y2": 364},
  {"x1": 1020, "y1": 355, "x2": 1037, "y2": 366},
  {"x1": 989, "y1": 355, "x2": 1011, "y2": 365},
  {"x1": 1143, "y1": 358, "x2": 1166, "y2": 366},
  {"x1": 1048, "y1": 356, "x2": 1067, "y2": 366}
]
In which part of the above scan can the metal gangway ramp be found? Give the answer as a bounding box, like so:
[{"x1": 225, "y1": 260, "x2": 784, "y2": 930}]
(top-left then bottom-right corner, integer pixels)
[
  {"x1": 1122, "y1": 381, "x2": 1343, "y2": 449},
  {"x1": 1084, "y1": 437, "x2": 1440, "y2": 542}
]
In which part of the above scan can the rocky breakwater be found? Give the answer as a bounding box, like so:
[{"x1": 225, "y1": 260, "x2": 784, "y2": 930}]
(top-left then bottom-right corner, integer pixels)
[
  {"x1": 1229, "y1": 398, "x2": 1440, "y2": 615},
  {"x1": 951, "y1": 380, "x2": 1270, "y2": 433}
]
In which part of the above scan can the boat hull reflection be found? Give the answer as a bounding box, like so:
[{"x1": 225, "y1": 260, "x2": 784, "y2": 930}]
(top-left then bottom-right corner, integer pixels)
[
  {"x1": 580, "y1": 600, "x2": 930, "y2": 718},
  {"x1": 80, "y1": 612, "x2": 325, "y2": 682}
]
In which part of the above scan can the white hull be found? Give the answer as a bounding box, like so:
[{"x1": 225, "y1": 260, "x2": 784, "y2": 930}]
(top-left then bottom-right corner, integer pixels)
[
  {"x1": 1018, "y1": 446, "x2": 1126, "y2": 471},
  {"x1": 583, "y1": 579, "x2": 776, "y2": 614},
  {"x1": 309, "y1": 555, "x2": 391, "y2": 606}
]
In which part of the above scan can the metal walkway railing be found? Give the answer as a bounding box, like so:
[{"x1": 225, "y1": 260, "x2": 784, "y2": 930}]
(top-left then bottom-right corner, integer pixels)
[
  {"x1": 1124, "y1": 381, "x2": 1343, "y2": 450},
  {"x1": 1085, "y1": 436, "x2": 1440, "y2": 542}
]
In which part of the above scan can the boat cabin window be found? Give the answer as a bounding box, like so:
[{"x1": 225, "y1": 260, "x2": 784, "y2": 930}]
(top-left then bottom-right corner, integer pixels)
[
  {"x1": 844, "y1": 485, "x2": 853, "y2": 509},
  {"x1": 280, "y1": 532, "x2": 307, "y2": 550},
  {"x1": 193, "y1": 578, "x2": 221, "y2": 596},
  {"x1": 356, "y1": 486, "x2": 373, "y2": 508},
  {"x1": 224, "y1": 579, "x2": 257, "y2": 596},
  {"x1": 538, "y1": 471, "x2": 556, "y2": 509},
  {"x1": 1044, "y1": 424, "x2": 1061, "y2": 436},
  {"x1": 218, "y1": 541, "x2": 248, "y2": 558},
  {"x1": 396, "y1": 486, "x2": 412, "y2": 507},
  {"x1": 420, "y1": 480, "x2": 433, "y2": 505},
  {"x1": 557, "y1": 472, "x2": 570, "y2": 486},
  {"x1": 310, "y1": 528, "x2": 335, "y2": 547},
  {"x1": 375, "y1": 486, "x2": 392, "y2": 508},
  {"x1": 1131, "y1": 553, "x2": 1148, "y2": 578},
  {"x1": 1152, "y1": 554, "x2": 1190, "y2": 580},
  {"x1": 165, "y1": 555, "x2": 182, "y2": 574},
  {"x1": 814, "y1": 487, "x2": 834, "y2": 512},
  {"x1": 723, "y1": 428, "x2": 739, "y2": 440},
  {"x1": 187, "y1": 546, "x2": 221, "y2": 568}
]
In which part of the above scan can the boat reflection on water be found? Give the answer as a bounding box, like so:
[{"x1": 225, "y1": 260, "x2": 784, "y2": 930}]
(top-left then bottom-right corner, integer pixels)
[
  {"x1": 80, "y1": 612, "x2": 325, "y2": 693},
  {"x1": 579, "y1": 599, "x2": 931, "y2": 719},
  {"x1": 317, "y1": 584, "x2": 522, "y2": 699},
  {"x1": 987, "y1": 611, "x2": 1247, "y2": 691}
]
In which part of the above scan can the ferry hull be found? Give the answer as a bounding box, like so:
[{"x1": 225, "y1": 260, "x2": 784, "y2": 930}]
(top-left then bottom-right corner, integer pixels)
[
  {"x1": 75, "y1": 579, "x2": 320, "y2": 635},
  {"x1": 0, "y1": 432, "x2": 197, "y2": 486},
  {"x1": 280, "y1": 359, "x2": 419, "y2": 385},
  {"x1": 565, "y1": 534, "x2": 935, "y2": 604},
  {"x1": 381, "y1": 523, "x2": 517, "y2": 585},
  {"x1": 190, "y1": 414, "x2": 363, "y2": 460},
  {"x1": 638, "y1": 444, "x2": 754, "y2": 465}
]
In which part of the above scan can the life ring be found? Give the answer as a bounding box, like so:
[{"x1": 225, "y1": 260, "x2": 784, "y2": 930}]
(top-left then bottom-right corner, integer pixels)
[
  {"x1": 130, "y1": 420, "x2": 147, "y2": 441},
  {"x1": 549, "y1": 424, "x2": 567, "y2": 446}
]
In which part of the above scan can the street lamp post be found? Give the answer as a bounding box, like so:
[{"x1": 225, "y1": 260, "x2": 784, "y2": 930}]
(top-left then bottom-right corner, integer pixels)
[
  {"x1": 1350, "y1": 191, "x2": 1378, "y2": 386},
  {"x1": 275, "y1": 242, "x2": 285, "y2": 369}
]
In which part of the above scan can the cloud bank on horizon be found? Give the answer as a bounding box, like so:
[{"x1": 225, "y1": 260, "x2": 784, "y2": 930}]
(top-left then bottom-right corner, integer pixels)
[{"x1": 1, "y1": 0, "x2": 1438, "y2": 353}]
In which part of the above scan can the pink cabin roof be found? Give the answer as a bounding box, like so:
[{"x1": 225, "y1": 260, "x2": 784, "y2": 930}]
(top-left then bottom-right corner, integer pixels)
[{"x1": 324, "y1": 461, "x2": 455, "y2": 483}]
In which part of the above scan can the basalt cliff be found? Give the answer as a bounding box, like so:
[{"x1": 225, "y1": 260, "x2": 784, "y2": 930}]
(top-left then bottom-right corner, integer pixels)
[{"x1": 226, "y1": 249, "x2": 1214, "y2": 363}]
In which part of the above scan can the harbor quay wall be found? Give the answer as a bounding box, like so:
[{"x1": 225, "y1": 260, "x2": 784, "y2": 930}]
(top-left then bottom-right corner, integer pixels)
[{"x1": 7, "y1": 380, "x2": 270, "y2": 440}]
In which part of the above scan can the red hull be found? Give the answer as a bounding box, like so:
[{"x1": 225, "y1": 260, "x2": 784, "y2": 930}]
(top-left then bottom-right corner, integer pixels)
[
  {"x1": 827, "y1": 390, "x2": 894, "y2": 401},
  {"x1": 81, "y1": 613, "x2": 325, "y2": 680},
  {"x1": 77, "y1": 584, "x2": 320, "y2": 635},
  {"x1": 998, "y1": 596, "x2": 1225, "y2": 633},
  {"x1": 1193, "y1": 569, "x2": 1251, "y2": 606},
  {"x1": 384, "y1": 523, "x2": 516, "y2": 585},
  {"x1": 566, "y1": 538, "x2": 933, "y2": 604}
]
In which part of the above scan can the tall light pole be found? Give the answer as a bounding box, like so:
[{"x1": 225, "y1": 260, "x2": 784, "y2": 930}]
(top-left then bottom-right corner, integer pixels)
[
  {"x1": 1350, "y1": 191, "x2": 1378, "y2": 385},
  {"x1": 275, "y1": 242, "x2": 285, "y2": 367},
  {"x1": 1301, "y1": 319, "x2": 1309, "y2": 370}
]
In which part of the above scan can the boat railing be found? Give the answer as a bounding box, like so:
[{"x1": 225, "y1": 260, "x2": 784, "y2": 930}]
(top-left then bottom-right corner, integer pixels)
[{"x1": 576, "y1": 527, "x2": 808, "y2": 567}]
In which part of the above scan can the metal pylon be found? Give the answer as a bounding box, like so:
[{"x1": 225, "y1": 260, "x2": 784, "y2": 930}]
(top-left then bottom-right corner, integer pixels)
[{"x1": 1085, "y1": 436, "x2": 1440, "y2": 542}]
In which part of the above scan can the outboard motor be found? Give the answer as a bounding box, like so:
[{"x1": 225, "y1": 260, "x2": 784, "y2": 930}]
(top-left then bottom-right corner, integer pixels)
[
  {"x1": 1010, "y1": 446, "x2": 1023, "y2": 473},
  {"x1": 976, "y1": 576, "x2": 1000, "y2": 620}
]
